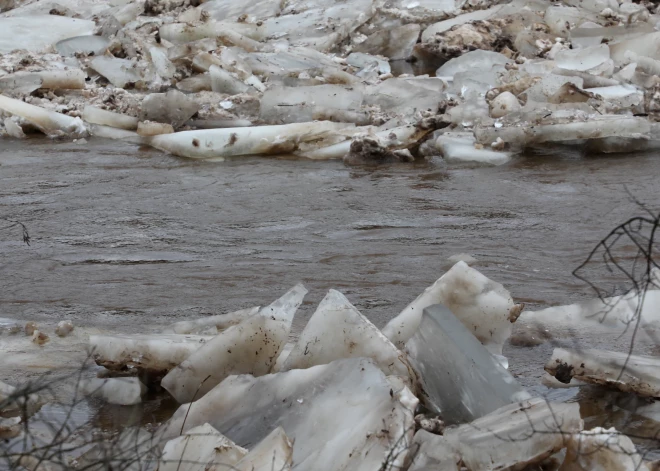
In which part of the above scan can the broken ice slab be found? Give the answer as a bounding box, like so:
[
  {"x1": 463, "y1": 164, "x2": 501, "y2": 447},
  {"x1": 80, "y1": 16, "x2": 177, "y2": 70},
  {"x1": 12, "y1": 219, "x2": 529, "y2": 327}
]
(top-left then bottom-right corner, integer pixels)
[
  {"x1": 56, "y1": 35, "x2": 110, "y2": 57},
  {"x1": 149, "y1": 47, "x2": 176, "y2": 80},
  {"x1": 90, "y1": 56, "x2": 143, "y2": 89},
  {"x1": 552, "y1": 68, "x2": 620, "y2": 88},
  {"x1": 435, "y1": 50, "x2": 512, "y2": 79},
  {"x1": 383, "y1": 261, "x2": 523, "y2": 354},
  {"x1": 0, "y1": 380, "x2": 40, "y2": 416},
  {"x1": 353, "y1": 24, "x2": 420, "y2": 61},
  {"x1": 346, "y1": 53, "x2": 390, "y2": 75},
  {"x1": 555, "y1": 44, "x2": 612, "y2": 74},
  {"x1": 0, "y1": 93, "x2": 86, "y2": 138},
  {"x1": 610, "y1": 32, "x2": 660, "y2": 66},
  {"x1": 434, "y1": 132, "x2": 512, "y2": 166},
  {"x1": 161, "y1": 358, "x2": 417, "y2": 471},
  {"x1": 281, "y1": 289, "x2": 412, "y2": 380},
  {"x1": 444, "y1": 397, "x2": 581, "y2": 471},
  {"x1": 163, "y1": 307, "x2": 260, "y2": 335},
  {"x1": 364, "y1": 77, "x2": 446, "y2": 117},
  {"x1": 233, "y1": 427, "x2": 293, "y2": 471},
  {"x1": 260, "y1": 84, "x2": 363, "y2": 125},
  {"x1": 81, "y1": 377, "x2": 146, "y2": 406},
  {"x1": 137, "y1": 121, "x2": 175, "y2": 136},
  {"x1": 175, "y1": 75, "x2": 212, "y2": 93},
  {"x1": 160, "y1": 423, "x2": 247, "y2": 471},
  {"x1": 522, "y1": 75, "x2": 585, "y2": 103},
  {"x1": 89, "y1": 333, "x2": 213, "y2": 376},
  {"x1": 139, "y1": 90, "x2": 200, "y2": 129},
  {"x1": 0, "y1": 16, "x2": 95, "y2": 53},
  {"x1": 474, "y1": 116, "x2": 650, "y2": 150},
  {"x1": 159, "y1": 22, "x2": 263, "y2": 50},
  {"x1": 242, "y1": 47, "x2": 338, "y2": 77},
  {"x1": 407, "y1": 430, "x2": 459, "y2": 471},
  {"x1": 0, "y1": 70, "x2": 86, "y2": 93},
  {"x1": 161, "y1": 284, "x2": 307, "y2": 403},
  {"x1": 4, "y1": 117, "x2": 26, "y2": 138},
  {"x1": 167, "y1": 38, "x2": 218, "y2": 61},
  {"x1": 625, "y1": 52, "x2": 660, "y2": 77},
  {"x1": 545, "y1": 348, "x2": 660, "y2": 398},
  {"x1": 544, "y1": 5, "x2": 598, "y2": 37},
  {"x1": 421, "y1": 5, "x2": 503, "y2": 42},
  {"x1": 82, "y1": 106, "x2": 139, "y2": 131},
  {"x1": 0, "y1": 73, "x2": 42, "y2": 95},
  {"x1": 561, "y1": 427, "x2": 648, "y2": 471},
  {"x1": 196, "y1": 0, "x2": 282, "y2": 21},
  {"x1": 404, "y1": 304, "x2": 530, "y2": 423},
  {"x1": 209, "y1": 65, "x2": 250, "y2": 95},
  {"x1": 146, "y1": 121, "x2": 351, "y2": 160}
]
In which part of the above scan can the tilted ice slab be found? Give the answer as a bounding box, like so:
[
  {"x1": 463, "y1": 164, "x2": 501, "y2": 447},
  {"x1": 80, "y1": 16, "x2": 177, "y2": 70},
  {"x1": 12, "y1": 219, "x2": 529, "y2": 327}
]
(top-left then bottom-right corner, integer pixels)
[
  {"x1": 444, "y1": 397, "x2": 582, "y2": 471},
  {"x1": 0, "y1": 16, "x2": 94, "y2": 53},
  {"x1": 160, "y1": 423, "x2": 247, "y2": 471},
  {"x1": 0, "y1": 93, "x2": 86, "y2": 138},
  {"x1": 545, "y1": 348, "x2": 660, "y2": 398},
  {"x1": 89, "y1": 333, "x2": 213, "y2": 375},
  {"x1": 281, "y1": 289, "x2": 412, "y2": 380},
  {"x1": 162, "y1": 306, "x2": 260, "y2": 334},
  {"x1": 383, "y1": 261, "x2": 523, "y2": 355},
  {"x1": 407, "y1": 430, "x2": 459, "y2": 471},
  {"x1": 561, "y1": 427, "x2": 648, "y2": 471},
  {"x1": 233, "y1": 427, "x2": 293, "y2": 471},
  {"x1": 161, "y1": 284, "x2": 307, "y2": 403},
  {"x1": 161, "y1": 358, "x2": 418, "y2": 471},
  {"x1": 405, "y1": 305, "x2": 530, "y2": 423},
  {"x1": 421, "y1": 5, "x2": 503, "y2": 42},
  {"x1": 434, "y1": 132, "x2": 512, "y2": 166},
  {"x1": 436, "y1": 50, "x2": 512, "y2": 79}
]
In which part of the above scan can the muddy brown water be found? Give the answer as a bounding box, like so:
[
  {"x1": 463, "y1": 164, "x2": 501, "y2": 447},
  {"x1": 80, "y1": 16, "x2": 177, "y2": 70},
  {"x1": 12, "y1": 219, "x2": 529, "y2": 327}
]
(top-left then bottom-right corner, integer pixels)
[{"x1": 2, "y1": 138, "x2": 660, "y2": 457}]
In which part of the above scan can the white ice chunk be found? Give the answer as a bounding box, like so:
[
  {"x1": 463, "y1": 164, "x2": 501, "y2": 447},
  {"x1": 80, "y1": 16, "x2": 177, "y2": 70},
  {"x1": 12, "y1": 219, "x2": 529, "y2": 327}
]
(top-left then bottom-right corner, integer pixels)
[
  {"x1": 405, "y1": 305, "x2": 529, "y2": 422},
  {"x1": 490, "y1": 91, "x2": 521, "y2": 118},
  {"x1": 408, "y1": 430, "x2": 459, "y2": 471},
  {"x1": 161, "y1": 284, "x2": 307, "y2": 403},
  {"x1": 610, "y1": 32, "x2": 660, "y2": 66},
  {"x1": 149, "y1": 47, "x2": 176, "y2": 80},
  {"x1": 147, "y1": 121, "x2": 351, "y2": 160},
  {"x1": 523, "y1": 75, "x2": 584, "y2": 102},
  {"x1": 0, "y1": 93, "x2": 86, "y2": 137},
  {"x1": 383, "y1": 261, "x2": 522, "y2": 354},
  {"x1": 421, "y1": 5, "x2": 503, "y2": 42},
  {"x1": 555, "y1": 44, "x2": 610, "y2": 72},
  {"x1": 160, "y1": 423, "x2": 247, "y2": 471},
  {"x1": 436, "y1": 50, "x2": 512, "y2": 79},
  {"x1": 163, "y1": 306, "x2": 260, "y2": 335},
  {"x1": 83, "y1": 106, "x2": 138, "y2": 130},
  {"x1": 89, "y1": 333, "x2": 213, "y2": 375},
  {"x1": 353, "y1": 24, "x2": 420, "y2": 61},
  {"x1": 260, "y1": 85, "x2": 363, "y2": 124},
  {"x1": 434, "y1": 132, "x2": 512, "y2": 166},
  {"x1": 346, "y1": 52, "x2": 391, "y2": 75},
  {"x1": 81, "y1": 377, "x2": 146, "y2": 406},
  {"x1": 56, "y1": 35, "x2": 109, "y2": 57},
  {"x1": 365, "y1": 77, "x2": 446, "y2": 117},
  {"x1": 0, "y1": 16, "x2": 95, "y2": 53},
  {"x1": 561, "y1": 427, "x2": 649, "y2": 471},
  {"x1": 197, "y1": 0, "x2": 281, "y2": 22},
  {"x1": 161, "y1": 358, "x2": 417, "y2": 471},
  {"x1": 90, "y1": 56, "x2": 143, "y2": 88},
  {"x1": 233, "y1": 427, "x2": 293, "y2": 471},
  {"x1": 3, "y1": 117, "x2": 26, "y2": 138},
  {"x1": 444, "y1": 397, "x2": 582, "y2": 471},
  {"x1": 209, "y1": 65, "x2": 249, "y2": 95},
  {"x1": 544, "y1": 5, "x2": 597, "y2": 37},
  {"x1": 281, "y1": 289, "x2": 412, "y2": 380},
  {"x1": 140, "y1": 90, "x2": 200, "y2": 129},
  {"x1": 545, "y1": 348, "x2": 660, "y2": 398}
]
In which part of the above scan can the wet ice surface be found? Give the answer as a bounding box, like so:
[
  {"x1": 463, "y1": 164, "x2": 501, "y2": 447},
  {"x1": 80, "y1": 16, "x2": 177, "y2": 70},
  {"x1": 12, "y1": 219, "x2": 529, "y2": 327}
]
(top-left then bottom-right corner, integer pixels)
[{"x1": 2, "y1": 138, "x2": 660, "y2": 454}]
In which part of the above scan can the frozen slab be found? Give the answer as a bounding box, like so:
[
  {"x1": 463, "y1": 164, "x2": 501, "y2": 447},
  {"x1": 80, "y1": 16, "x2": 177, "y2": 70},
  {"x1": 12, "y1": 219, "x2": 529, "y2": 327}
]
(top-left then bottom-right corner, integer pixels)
[
  {"x1": 365, "y1": 77, "x2": 446, "y2": 117},
  {"x1": 561, "y1": 427, "x2": 648, "y2": 471},
  {"x1": 146, "y1": 121, "x2": 350, "y2": 160},
  {"x1": 83, "y1": 106, "x2": 139, "y2": 130},
  {"x1": 140, "y1": 90, "x2": 200, "y2": 129},
  {"x1": 281, "y1": 289, "x2": 411, "y2": 380},
  {"x1": 436, "y1": 50, "x2": 512, "y2": 79},
  {"x1": 610, "y1": 32, "x2": 660, "y2": 66},
  {"x1": 161, "y1": 284, "x2": 307, "y2": 403},
  {"x1": 243, "y1": 47, "x2": 338, "y2": 77},
  {"x1": 209, "y1": 65, "x2": 249, "y2": 95},
  {"x1": 407, "y1": 430, "x2": 459, "y2": 471},
  {"x1": 346, "y1": 52, "x2": 390, "y2": 75},
  {"x1": 421, "y1": 5, "x2": 503, "y2": 42},
  {"x1": 0, "y1": 93, "x2": 86, "y2": 137},
  {"x1": 545, "y1": 348, "x2": 660, "y2": 398},
  {"x1": 161, "y1": 358, "x2": 417, "y2": 471},
  {"x1": 197, "y1": 0, "x2": 281, "y2": 21},
  {"x1": 435, "y1": 132, "x2": 511, "y2": 166},
  {"x1": 0, "y1": 16, "x2": 95, "y2": 53},
  {"x1": 444, "y1": 398, "x2": 582, "y2": 471},
  {"x1": 56, "y1": 35, "x2": 109, "y2": 57},
  {"x1": 89, "y1": 333, "x2": 213, "y2": 375},
  {"x1": 160, "y1": 423, "x2": 247, "y2": 471},
  {"x1": 90, "y1": 56, "x2": 143, "y2": 88},
  {"x1": 163, "y1": 306, "x2": 260, "y2": 335},
  {"x1": 353, "y1": 24, "x2": 420, "y2": 61},
  {"x1": 383, "y1": 261, "x2": 523, "y2": 354},
  {"x1": 233, "y1": 427, "x2": 293, "y2": 471},
  {"x1": 81, "y1": 377, "x2": 146, "y2": 406},
  {"x1": 149, "y1": 47, "x2": 176, "y2": 80},
  {"x1": 555, "y1": 44, "x2": 611, "y2": 73},
  {"x1": 260, "y1": 85, "x2": 363, "y2": 124},
  {"x1": 405, "y1": 305, "x2": 530, "y2": 423}
]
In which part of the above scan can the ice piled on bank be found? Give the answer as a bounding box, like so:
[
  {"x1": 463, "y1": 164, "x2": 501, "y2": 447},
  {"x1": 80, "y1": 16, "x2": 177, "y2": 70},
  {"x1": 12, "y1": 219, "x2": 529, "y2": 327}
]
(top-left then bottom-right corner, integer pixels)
[
  {"x1": 233, "y1": 427, "x2": 293, "y2": 471},
  {"x1": 0, "y1": 93, "x2": 86, "y2": 138},
  {"x1": 444, "y1": 397, "x2": 582, "y2": 471},
  {"x1": 90, "y1": 57, "x2": 144, "y2": 89},
  {"x1": 433, "y1": 132, "x2": 512, "y2": 166},
  {"x1": 405, "y1": 305, "x2": 530, "y2": 423},
  {"x1": 383, "y1": 261, "x2": 523, "y2": 355},
  {"x1": 81, "y1": 377, "x2": 146, "y2": 406},
  {"x1": 281, "y1": 289, "x2": 412, "y2": 380},
  {"x1": 545, "y1": 348, "x2": 660, "y2": 398},
  {"x1": 407, "y1": 430, "x2": 459, "y2": 471},
  {"x1": 161, "y1": 283, "x2": 307, "y2": 403},
  {"x1": 561, "y1": 427, "x2": 648, "y2": 471},
  {"x1": 161, "y1": 358, "x2": 417, "y2": 471}
]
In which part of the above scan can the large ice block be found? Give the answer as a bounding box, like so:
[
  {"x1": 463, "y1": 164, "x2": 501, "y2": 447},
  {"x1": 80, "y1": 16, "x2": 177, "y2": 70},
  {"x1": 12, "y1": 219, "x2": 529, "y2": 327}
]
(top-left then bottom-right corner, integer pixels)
[
  {"x1": 161, "y1": 284, "x2": 307, "y2": 403},
  {"x1": 0, "y1": 16, "x2": 95, "y2": 53},
  {"x1": 0, "y1": 94, "x2": 86, "y2": 137},
  {"x1": 233, "y1": 427, "x2": 293, "y2": 471},
  {"x1": 90, "y1": 56, "x2": 143, "y2": 89},
  {"x1": 560, "y1": 427, "x2": 648, "y2": 471},
  {"x1": 80, "y1": 377, "x2": 146, "y2": 406},
  {"x1": 436, "y1": 50, "x2": 512, "y2": 79},
  {"x1": 444, "y1": 397, "x2": 582, "y2": 471},
  {"x1": 407, "y1": 430, "x2": 459, "y2": 471},
  {"x1": 281, "y1": 289, "x2": 411, "y2": 380},
  {"x1": 140, "y1": 90, "x2": 200, "y2": 129},
  {"x1": 405, "y1": 304, "x2": 530, "y2": 423},
  {"x1": 545, "y1": 348, "x2": 660, "y2": 397},
  {"x1": 434, "y1": 132, "x2": 512, "y2": 166},
  {"x1": 353, "y1": 24, "x2": 420, "y2": 61},
  {"x1": 161, "y1": 358, "x2": 418, "y2": 471}
]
